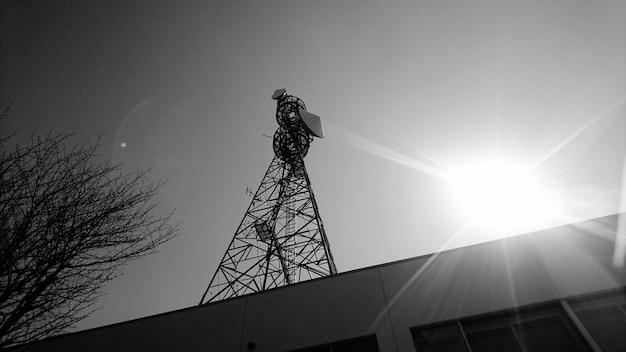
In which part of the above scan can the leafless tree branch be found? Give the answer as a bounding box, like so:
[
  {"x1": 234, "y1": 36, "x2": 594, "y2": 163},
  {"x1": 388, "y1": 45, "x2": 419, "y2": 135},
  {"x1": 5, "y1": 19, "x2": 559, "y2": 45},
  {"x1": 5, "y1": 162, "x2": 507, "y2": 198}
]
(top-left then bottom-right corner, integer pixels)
[{"x1": 0, "y1": 129, "x2": 179, "y2": 348}]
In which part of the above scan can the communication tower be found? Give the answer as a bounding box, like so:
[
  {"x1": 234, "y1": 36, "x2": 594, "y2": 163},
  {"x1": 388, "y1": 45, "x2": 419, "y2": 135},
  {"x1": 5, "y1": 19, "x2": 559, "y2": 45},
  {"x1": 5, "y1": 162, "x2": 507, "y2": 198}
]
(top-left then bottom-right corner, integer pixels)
[{"x1": 200, "y1": 89, "x2": 337, "y2": 304}]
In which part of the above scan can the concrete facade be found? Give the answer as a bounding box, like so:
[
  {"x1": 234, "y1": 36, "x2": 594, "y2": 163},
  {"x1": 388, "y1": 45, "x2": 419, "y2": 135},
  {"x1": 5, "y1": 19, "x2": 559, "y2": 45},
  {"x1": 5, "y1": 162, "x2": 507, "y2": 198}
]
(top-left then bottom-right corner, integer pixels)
[{"x1": 11, "y1": 213, "x2": 626, "y2": 351}]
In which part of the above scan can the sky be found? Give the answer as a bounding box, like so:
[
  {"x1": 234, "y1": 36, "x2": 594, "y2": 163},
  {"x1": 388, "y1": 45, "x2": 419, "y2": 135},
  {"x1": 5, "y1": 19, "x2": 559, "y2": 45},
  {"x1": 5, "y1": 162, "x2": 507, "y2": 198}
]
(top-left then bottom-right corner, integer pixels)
[{"x1": 1, "y1": 0, "x2": 625, "y2": 331}]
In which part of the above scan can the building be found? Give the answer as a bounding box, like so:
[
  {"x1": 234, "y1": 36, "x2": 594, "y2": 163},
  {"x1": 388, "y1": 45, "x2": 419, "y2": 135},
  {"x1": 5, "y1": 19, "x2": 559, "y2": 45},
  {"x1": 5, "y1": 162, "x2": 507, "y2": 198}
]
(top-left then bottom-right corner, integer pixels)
[{"x1": 11, "y1": 213, "x2": 626, "y2": 352}]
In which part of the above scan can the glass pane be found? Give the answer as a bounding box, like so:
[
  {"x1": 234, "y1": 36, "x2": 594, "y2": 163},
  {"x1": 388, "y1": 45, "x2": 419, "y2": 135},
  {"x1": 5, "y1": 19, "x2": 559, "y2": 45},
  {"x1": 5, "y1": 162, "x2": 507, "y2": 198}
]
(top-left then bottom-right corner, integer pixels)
[
  {"x1": 291, "y1": 346, "x2": 328, "y2": 352},
  {"x1": 412, "y1": 324, "x2": 469, "y2": 352},
  {"x1": 576, "y1": 305, "x2": 626, "y2": 352},
  {"x1": 515, "y1": 316, "x2": 589, "y2": 352},
  {"x1": 333, "y1": 335, "x2": 379, "y2": 352},
  {"x1": 466, "y1": 326, "x2": 523, "y2": 352},
  {"x1": 292, "y1": 336, "x2": 378, "y2": 352}
]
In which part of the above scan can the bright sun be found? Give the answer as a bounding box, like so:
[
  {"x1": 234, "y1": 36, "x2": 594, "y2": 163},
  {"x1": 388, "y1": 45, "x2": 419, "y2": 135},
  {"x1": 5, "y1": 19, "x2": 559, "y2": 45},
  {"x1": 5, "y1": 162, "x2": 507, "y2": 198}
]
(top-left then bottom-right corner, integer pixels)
[{"x1": 449, "y1": 160, "x2": 557, "y2": 230}]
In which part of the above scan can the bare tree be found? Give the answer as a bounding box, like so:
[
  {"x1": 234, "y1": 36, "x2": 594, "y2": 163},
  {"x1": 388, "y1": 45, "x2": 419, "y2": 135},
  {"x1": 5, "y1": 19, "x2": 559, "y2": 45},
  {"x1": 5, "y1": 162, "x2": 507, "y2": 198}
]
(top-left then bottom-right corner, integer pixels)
[{"x1": 0, "y1": 119, "x2": 179, "y2": 347}]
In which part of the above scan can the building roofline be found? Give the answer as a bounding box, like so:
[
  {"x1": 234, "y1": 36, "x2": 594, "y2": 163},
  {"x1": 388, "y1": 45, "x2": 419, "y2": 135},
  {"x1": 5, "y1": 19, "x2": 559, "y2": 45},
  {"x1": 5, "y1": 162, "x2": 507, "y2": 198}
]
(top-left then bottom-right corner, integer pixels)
[{"x1": 11, "y1": 212, "x2": 623, "y2": 348}]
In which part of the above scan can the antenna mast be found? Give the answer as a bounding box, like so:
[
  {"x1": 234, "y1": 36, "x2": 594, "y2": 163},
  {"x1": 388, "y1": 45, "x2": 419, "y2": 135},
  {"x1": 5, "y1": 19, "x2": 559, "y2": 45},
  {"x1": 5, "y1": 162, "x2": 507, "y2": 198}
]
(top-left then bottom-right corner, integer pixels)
[{"x1": 200, "y1": 89, "x2": 337, "y2": 304}]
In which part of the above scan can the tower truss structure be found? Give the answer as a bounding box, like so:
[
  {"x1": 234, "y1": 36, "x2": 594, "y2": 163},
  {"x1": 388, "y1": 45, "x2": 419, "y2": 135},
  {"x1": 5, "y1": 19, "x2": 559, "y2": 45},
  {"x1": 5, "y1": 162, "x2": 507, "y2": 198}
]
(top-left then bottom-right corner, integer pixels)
[{"x1": 200, "y1": 89, "x2": 337, "y2": 304}]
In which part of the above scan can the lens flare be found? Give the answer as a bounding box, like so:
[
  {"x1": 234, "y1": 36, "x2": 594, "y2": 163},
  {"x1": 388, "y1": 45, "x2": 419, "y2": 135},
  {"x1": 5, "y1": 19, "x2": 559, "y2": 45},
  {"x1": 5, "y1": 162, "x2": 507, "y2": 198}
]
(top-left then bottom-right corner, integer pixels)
[{"x1": 449, "y1": 160, "x2": 557, "y2": 229}]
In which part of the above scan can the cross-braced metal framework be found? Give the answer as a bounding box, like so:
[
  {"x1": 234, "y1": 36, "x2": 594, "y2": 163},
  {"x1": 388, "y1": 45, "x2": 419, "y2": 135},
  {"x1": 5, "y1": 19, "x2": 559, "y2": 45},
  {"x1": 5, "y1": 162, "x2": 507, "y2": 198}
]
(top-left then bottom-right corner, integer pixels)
[{"x1": 200, "y1": 90, "x2": 336, "y2": 304}]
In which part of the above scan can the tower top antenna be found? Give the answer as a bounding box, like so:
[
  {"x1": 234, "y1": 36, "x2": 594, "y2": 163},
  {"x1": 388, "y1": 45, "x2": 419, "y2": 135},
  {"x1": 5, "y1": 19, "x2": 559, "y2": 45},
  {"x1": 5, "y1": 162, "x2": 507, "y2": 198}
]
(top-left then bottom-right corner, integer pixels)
[{"x1": 271, "y1": 89, "x2": 325, "y2": 165}]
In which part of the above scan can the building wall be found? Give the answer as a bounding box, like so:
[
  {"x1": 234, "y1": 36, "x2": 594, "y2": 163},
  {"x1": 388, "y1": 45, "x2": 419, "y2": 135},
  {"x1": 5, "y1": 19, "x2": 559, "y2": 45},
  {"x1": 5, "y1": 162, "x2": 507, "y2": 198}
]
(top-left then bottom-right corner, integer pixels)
[{"x1": 13, "y1": 214, "x2": 626, "y2": 352}]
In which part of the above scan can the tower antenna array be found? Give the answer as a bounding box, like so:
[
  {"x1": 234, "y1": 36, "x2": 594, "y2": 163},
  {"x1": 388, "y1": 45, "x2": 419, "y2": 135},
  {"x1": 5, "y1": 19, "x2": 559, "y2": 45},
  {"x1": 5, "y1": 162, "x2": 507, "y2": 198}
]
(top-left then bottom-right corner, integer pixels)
[{"x1": 200, "y1": 89, "x2": 337, "y2": 304}]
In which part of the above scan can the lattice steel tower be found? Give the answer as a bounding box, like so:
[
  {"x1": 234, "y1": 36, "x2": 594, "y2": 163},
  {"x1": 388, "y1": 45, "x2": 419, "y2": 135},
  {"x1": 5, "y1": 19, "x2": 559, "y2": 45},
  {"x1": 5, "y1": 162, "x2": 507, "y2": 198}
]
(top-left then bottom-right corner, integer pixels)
[{"x1": 200, "y1": 89, "x2": 337, "y2": 304}]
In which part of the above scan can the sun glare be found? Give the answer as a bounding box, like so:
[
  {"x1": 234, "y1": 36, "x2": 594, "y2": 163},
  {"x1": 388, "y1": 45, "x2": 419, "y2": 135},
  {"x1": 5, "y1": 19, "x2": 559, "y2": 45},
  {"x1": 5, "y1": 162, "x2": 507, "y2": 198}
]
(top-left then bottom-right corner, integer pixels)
[{"x1": 449, "y1": 160, "x2": 557, "y2": 230}]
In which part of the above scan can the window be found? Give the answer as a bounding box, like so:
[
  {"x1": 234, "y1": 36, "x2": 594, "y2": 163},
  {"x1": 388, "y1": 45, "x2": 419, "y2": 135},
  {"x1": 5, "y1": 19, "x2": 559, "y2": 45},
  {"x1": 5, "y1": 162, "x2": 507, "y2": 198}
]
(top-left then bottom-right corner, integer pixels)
[
  {"x1": 289, "y1": 335, "x2": 379, "y2": 352},
  {"x1": 465, "y1": 314, "x2": 587, "y2": 352},
  {"x1": 413, "y1": 323, "x2": 469, "y2": 352},
  {"x1": 569, "y1": 290, "x2": 626, "y2": 352},
  {"x1": 412, "y1": 304, "x2": 591, "y2": 352}
]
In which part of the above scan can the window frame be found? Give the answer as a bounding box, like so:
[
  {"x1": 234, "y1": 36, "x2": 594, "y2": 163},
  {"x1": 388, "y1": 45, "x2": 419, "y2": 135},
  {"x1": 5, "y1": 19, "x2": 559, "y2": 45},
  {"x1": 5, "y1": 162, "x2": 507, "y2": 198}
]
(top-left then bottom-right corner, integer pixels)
[
  {"x1": 566, "y1": 288, "x2": 626, "y2": 352},
  {"x1": 411, "y1": 301, "x2": 593, "y2": 352},
  {"x1": 288, "y1": 334, "x2": 379, "y2": 352}
]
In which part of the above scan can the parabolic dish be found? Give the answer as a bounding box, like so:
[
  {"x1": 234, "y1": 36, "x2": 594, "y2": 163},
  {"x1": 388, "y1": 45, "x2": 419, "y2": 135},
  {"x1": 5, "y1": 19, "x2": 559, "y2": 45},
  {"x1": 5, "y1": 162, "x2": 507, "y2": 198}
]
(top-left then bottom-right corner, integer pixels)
[
  {"x1": 271, "y1": 88, "x2": 287, "y2": 100},
  {"x1": 298, "y1": 109, "x2": 325, "y2": 138}
]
